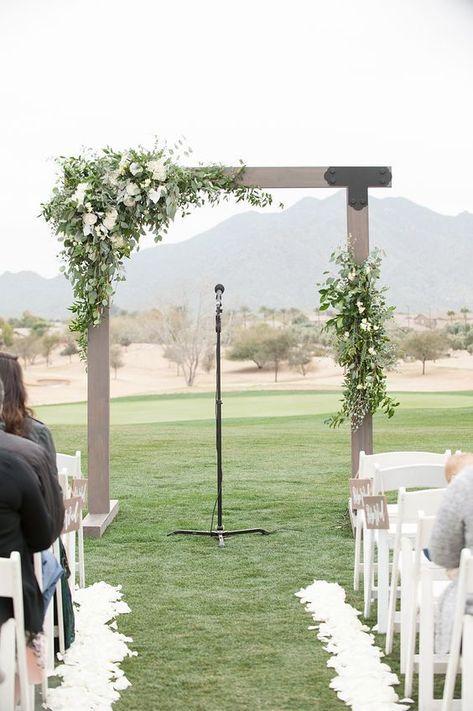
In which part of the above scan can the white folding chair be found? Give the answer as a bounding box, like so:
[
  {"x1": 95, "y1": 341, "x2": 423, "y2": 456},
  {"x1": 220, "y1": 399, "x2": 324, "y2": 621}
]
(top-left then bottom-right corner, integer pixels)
[
  {"x1": 56, "y1": 451, "x2": 82, "y2": 479},
  {"x1": 385, "y1": 487, "x2": 446, "y2": 666},
  {"x1": 0, "y1": 619, "x2": 16, "y2": 711},
  {"x1": 0, "y1": 552, "x2": 31, "y2": 711},
  {"x1": 363, "y1": 462, "x2": 446, "y2": 632},
  {"x1": 404, "y1": 514, "x2": 450, "y2": 708},
  {"x1": 61, "y1": 496, "x2": 85, "y2": 596},
  {"x1": 352, "y1": 450, "x2": 450, "y2": 592},
  {"x1": 57, "y1": 451, "x2": 86, "y2": 590},
  {"x1": 442, "y1": 548, "x2": 473, "y2": 711}
]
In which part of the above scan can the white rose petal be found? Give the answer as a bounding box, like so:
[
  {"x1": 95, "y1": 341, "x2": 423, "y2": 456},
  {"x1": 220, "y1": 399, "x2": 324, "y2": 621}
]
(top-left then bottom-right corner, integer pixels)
[
  {"x1": 108, "y1": 169, "x2": 120, "y2": 186},
  {"x1": 148, "y1": 187, "x2": 164, "y2": 204},
  {"x1": 125, "y1": 182, "x2": 140, "y2": 196},
  {"x1": 71, "y1": 182, "x2": 88, "y2": 205},
  {"x1": 129, "y1": 162, "x2": 142, "y2": 176},
  {"x1": 103, "y1": 208, "x2": 118, "y2": 231},
  {"x1": 82, "y1": 212, "x2": 98, "y2": 236},
  {"x1": 148, "y1": 158, "x2": 167, "y2": 181},
  {"x1": 123, "y1": 195, "x2": 136, "y2": 207}
]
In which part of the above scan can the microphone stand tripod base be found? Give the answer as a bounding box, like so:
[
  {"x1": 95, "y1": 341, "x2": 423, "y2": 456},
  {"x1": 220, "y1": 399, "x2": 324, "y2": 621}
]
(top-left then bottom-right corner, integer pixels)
[{"x1": 168, "y1": 527, "x2": 271, "y2": 548}]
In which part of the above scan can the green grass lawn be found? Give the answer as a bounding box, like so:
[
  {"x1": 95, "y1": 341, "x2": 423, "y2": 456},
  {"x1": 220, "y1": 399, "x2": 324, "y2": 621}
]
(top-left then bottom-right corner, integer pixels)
[{"x1": 46, "y1": 391, "x2": 473, "y2": 710}]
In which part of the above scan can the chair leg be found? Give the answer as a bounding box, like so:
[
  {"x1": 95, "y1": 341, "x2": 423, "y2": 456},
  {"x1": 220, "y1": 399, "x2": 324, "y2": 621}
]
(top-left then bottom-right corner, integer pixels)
[
  {"x1": 386, "y1": 540, "x2": 401, "y2": 654},
  {"x1": 354, "y1": 514, "x2": 362, "y2": 591},
  {"x1": 377, "y1": 531, "x2": 390, "y2": 633},
  {"x1": 418, "y1": 570, "x2": 434, "y2": 711},
  {"x1": 462, "y1": 614, "x2": 473, "y2": 710},
  {"x1": 363, "y1": 530, "x2": 374, "y2": 618}
]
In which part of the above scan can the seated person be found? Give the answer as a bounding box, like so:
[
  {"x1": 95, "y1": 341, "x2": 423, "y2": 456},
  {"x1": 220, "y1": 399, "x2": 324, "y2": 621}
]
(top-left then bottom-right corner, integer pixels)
[
  {"x1": 429, "y1": 460, "x2": 473, "y2": 653},
  {"x1": 0, "y1": 449, "x2": 55, "y2": 682}
]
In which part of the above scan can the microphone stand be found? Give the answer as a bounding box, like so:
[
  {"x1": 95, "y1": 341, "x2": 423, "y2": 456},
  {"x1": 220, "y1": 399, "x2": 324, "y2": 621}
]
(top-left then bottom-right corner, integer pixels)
[{"x1": 169, "y1": 284, "x2": 270, "y2": 547}]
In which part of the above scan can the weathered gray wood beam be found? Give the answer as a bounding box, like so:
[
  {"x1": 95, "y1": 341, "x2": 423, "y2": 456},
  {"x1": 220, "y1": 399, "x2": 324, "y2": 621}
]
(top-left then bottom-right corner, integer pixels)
[{"x1": 83, "y1": 307, "x2": 119, "y2": 537}]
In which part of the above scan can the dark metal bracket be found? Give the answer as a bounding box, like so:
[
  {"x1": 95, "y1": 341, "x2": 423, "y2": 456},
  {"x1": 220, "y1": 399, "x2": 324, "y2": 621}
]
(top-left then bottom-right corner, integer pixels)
[{"x1": 324, "y1": 166, "x2": 392, "y2": 210}]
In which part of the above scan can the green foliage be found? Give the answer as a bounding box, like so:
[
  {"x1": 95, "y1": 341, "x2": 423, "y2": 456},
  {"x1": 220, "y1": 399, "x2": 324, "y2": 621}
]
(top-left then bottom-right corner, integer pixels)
[
  {"x1": 41, "y1": 332, "x2": 61, "y2": 366},
  {"x1": 0, "y1": 319, "x2": 14, "y2": 347},
  {"x1": 41, "y1": 142, "x2": 273, "y2": 358},
  {"x1": 227, "y1": 323, "x2": 274, "y2": 369},
  {"x1": 318, "y1": 246, "x2": 399, "y2": 430},
  {"x1": 404, "y1": 330, "x2": 448, "y2": 374},
  {"x1": 446, "y1": 322, "x2": 473, "y2": 352},
  {"x1": 9, "y1": 310, "x2": 49, "y2": 336}
]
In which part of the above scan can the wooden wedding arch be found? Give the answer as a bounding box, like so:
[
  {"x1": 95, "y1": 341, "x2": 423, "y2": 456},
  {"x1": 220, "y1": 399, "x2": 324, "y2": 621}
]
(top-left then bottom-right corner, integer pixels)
[{"x1": 83, "y1": 166, "x2": 392, "y2": 536}]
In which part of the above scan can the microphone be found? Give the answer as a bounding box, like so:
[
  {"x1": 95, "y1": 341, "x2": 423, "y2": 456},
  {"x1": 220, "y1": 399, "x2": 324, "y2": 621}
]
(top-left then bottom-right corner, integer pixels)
[{"x1": 215, "y1": 284, "x2": 225, "y2": 306}]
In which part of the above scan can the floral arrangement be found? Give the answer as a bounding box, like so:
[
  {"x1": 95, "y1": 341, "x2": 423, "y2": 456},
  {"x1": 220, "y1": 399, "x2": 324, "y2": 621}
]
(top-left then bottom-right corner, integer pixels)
[
  {"x1": 318, "y1": 243, "x2": 399, "y2": 430},
  {"x1": 42, "y1": 141, "x2": 273, "y2": 356}
]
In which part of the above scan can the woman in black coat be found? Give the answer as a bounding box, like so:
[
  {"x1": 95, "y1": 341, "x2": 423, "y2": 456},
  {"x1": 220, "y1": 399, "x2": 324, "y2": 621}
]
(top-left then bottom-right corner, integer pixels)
[{"x1": 0, "y1": 449, "x2": 54, "y2": 678}]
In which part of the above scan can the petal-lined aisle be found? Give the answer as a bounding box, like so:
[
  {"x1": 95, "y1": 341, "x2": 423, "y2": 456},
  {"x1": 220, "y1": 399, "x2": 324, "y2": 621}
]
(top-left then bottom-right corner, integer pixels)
[
  {"x1": 295, "y1": 580, "x2": 411, "y2": 711},
  {"x1": 47, "y1": 582, "x2": 136, "y2": 711}
]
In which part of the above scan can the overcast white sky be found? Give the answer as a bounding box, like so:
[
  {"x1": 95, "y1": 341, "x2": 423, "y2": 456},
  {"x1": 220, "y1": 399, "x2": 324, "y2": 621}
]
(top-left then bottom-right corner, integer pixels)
[{"x1": 1, "y1": 0, "x2": 472, "y2": 277}]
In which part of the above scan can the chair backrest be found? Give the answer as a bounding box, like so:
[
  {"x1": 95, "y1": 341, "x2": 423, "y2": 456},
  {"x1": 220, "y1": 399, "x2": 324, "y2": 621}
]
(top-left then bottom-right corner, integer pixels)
[
  {"x1": 0, "y1": 553, "x2": 30, "y2": 711},
  {"x1": 374, "y1": 463, "x2": 446, "y2": 494},
  {"x1": 397, "y1": 487, "x2": 446, "y2": 525},
  {"x1": 359, "y1": 450, "x2": 450, "y2": 478},
  {"x1": 56, "y1": 451, "x2": 81, "y2": 478}
]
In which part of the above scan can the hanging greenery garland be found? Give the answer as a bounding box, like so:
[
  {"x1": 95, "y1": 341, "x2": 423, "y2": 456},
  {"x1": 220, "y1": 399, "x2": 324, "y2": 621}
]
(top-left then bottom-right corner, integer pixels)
[
  {"x1": 41, "y1": 141, "x2": 273, "y2": 357},
  {"x1": 318, "y1": 244, "x2": 399, "y2": 430}
]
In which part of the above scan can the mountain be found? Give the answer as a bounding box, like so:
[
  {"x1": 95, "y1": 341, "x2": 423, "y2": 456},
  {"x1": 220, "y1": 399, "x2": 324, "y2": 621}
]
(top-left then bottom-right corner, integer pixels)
[{"x1": 1, "y1": 193, "x2": 472, "y2": 318}]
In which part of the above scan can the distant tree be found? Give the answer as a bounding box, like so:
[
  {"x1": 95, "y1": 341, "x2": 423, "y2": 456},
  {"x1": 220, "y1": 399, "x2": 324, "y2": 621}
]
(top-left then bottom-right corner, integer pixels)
[
  {"x1": 227, "y1": 323, "x2": 273, "y2": 369},
  {"x1": 201, "y1": 346, "x2": 215, "y2": 373},
  {"x1": 110, "y1": 344, "x2": 124, "y2": 379},
  {"x1": 461, "y1": 307, "x2": 470, "y2": 325},
  {"x1": 13, "y1": 333, "x2": 42, "y2": 368},
  {"x1": 41, "y1": 332, "x2": 61, "y2": 367},
  {"x1": 260, "y1": 330, "x2": 295, "y2": 382},
  {"x1": 288, "y1": 341, "x2": 313, "y2": 376},
  {"x1": 160, "y1": 304, "x2": 211, "y2": 386},
  {"x1": 239, "y1": 306, "x2": 252, "y2": 329},
  {"x1": 404, "y1": 331, "x2": 447, "y2": 375},
  {"x1": 0, "y1": 320, "x2": 14, "y2": 347},
  {"x1": 61, "y1": 337, "x2": 79, "y2": 363},
  {"x1": 447, "y1": 310, "x2": 456, "y2": 323}
]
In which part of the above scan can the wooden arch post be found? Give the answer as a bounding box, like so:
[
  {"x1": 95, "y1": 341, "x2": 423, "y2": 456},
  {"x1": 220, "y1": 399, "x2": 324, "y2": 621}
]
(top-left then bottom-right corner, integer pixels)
[{"x1": 83, "y1": 166, "x2": 391, "y2": 536}]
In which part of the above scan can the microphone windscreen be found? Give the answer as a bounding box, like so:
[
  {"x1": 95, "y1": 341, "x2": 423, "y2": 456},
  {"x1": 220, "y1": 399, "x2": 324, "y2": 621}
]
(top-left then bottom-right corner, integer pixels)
[{"x1": 214, "y1": 284, "x2": 225, "y2": 294}]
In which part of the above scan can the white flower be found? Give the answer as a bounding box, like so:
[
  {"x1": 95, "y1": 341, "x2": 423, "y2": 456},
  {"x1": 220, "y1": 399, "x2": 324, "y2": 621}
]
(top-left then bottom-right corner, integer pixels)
[
  {"x1": 365, "y1": 266, "x2": 371, "y2": 274},
  {"x1": 71, "y1": 182, "x2": 88, "y2": 205},
  {"x1": 148, "y1": 158, "x2": 167, "y2": 181},
  {"x1": 82, "y1": 212, "x2": 98, "y2": 236},
  {"x1": 108, "y1": 169, "x2": 120, "y2": 186},
  {"x1": 148, "y1": 187, "x2": 164, "y2": 204},
  {"x1": 356, "y1": 383, "x2": 364, "y2": 390},
  {"x1": 368, "y1": 347, "x2": 376, "y2": 356},
  {"x1": 129, "y1": 162, "x2": 142, "y2": 176},
  {"x1": 348, "y1": 271, "x2": 356, "y2": 282},
  {"x1": 356, "y1": 301, "x2": 365, "y2": 313},
  {"x1": 123, "y1": 195, "x2": 136, "y2": 207},
  {"x1": 143, "y1": 178, "x2": 151, "y2": 187},
  {"x1": 125, "y1": 182, "x2": 140, "y2": 196},
  {"x1": 103, "y1": 208, "x2": 118, "y2": 231},
  {"x1": 344, "y1": 332, "x2": 350, "y2": 341},
  {"x1": 118, "y1": 153, "x2": 130, "y2": 172},
  {"x1": 85, "y1": 202, "x2": 93, "y2": 212}
]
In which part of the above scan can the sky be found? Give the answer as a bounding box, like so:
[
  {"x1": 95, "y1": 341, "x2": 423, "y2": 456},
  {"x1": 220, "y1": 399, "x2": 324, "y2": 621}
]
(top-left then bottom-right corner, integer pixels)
[{"x1": 1, "y1": 0, "x2": 472, "y2": 278}]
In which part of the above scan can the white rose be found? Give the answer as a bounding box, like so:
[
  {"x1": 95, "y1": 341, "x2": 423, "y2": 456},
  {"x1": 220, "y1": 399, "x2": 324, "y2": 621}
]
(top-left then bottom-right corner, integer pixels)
[
  {"x1": 125, "y1": 182, "x2": 140, "y2": 196},
  {"x1": 129, "y1": 162, "x2": 142, "y2": 176},
  {"x1": 123, "y1": 195, "x2": 136, "y2": 207},
  {"x1": 103, "y1": 208, "x2": 118, "y2": 231},
  {"x1": 148, "y1": 187, "x2": 164, "y2": 204},
  {"x1": 119, "y1": 153, "x2": 130, "y2": 171},
  {"x1": 71, "y1": 182, "x2": 88, "y2": 205},
  {"x1": 108, "y1": 169, "x2": 120, "y2": 186},
  {"x1": 82, "y1": 212, "x2": 98, "y2": 236},
  {"x1": 148, "y1": 158, "x2": 167, "y2": 181}
]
